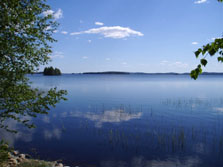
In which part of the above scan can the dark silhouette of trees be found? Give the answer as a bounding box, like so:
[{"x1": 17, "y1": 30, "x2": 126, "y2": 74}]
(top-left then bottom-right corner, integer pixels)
[{"x1": 43, "y1": 67, "x2": 62, "y2": 75}]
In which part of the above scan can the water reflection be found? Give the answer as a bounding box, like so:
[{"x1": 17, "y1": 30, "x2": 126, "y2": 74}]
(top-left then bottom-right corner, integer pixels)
[
  {"x1": 42, "y1": 116, "x2": 50, "y2": 123},
  {"x1": 66, "y1": 109, "x2": 142, "y2": 128},
  {"x1": 44, "y1": 128, "x2": 62, "y2": 140},
  {"x1": 2, "y1": 99, "x2": 223, "y2": 166},
  {"x1": 214, "y1": 107, "x2": 223, "y2": 113},
  {"x1": 2, "y1": 75, "x2": 223, "y2": 166},
  {"x1": 100, "y1": 156, "x2": 200, "y2": 167},
  {"x1": 0, "y1": 119, "x2": 34, "y2": 146}
]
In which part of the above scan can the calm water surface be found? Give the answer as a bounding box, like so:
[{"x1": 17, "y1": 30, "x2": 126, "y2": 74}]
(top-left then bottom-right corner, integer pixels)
[{"x1": 1, "y1": 74, "x2": 223, "y2": 167}]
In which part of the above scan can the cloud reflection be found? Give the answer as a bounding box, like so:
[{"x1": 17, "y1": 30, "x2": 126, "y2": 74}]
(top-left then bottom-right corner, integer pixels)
[
  {"x1": 213, "y1": 107, "x2": 223, "y2": 112},
  {"x1": 43, "y1": 128, "x2": 62, "y2": 140},
  {"x1": 64, "y1": 109, "x2": 142, "y2": 128},
  {"x1": 100, "y1": 156, "x2": 200, "y2": 167},
  {"x1": 0, "y1": 119, "x2": 34, "y2": 146},
  {"x1": 42, "y1": 116, "x2": 50, "y2": 123}
]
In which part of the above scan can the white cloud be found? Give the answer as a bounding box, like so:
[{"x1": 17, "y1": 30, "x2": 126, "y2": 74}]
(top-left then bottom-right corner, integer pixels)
[
  {"x1": 88, "y1": 40, "x2": 92, "y2": 43},
  {"x1": 82, "y1": 56, "x2": 88, "y2": 59},
  {"x1": 106, "y1": 58, "x2": 111, "y2": 61},
  {"x1": 192, "y1": 42, "x2": 198, "y2": 45},
  {"x1": 45, "y1": 26, "x2": 52, "y2": 31},
  {"x1": 49, "y1": 51, "x2": 64, "y2": 59},
  {"x1": 43, "y1": 10, "x2": 54, "y2": 16},
  {"x1": 45, "y1": 26, "x2": 58, "y2": 33},
  {"x1": 194, "y1": 0, "x2": 207, "y2": 4},
  {"x1": 95, "y1": 22, "x2": 104, "y2": 26},
  {"x1": 122, "y1": 62, "x2": 127, "y2": 65},
  {"x1": 54, "y1": 9, "x2": 63, "y2": 19},
  {"x1": 70, "y1": 32, "x2": 81, "y2": 35},
  {"x1": 43, "y1": 9, "x2": 63, "y2": 20},
  {"x1": 70, "y1": 26, "x2": 144, "y2": 39},
  {"x1": 61, "y1": 31, "x2": 68, "y2": 35},
  {"x1": 172, "y1": 61, "x2": 188, "y2": 68},
  {"x1": 160, "y1": 60, "x2": 169, "y2": 65},
  {"x1": 212, "y1": 37, "x2": 222, "y2": 41},
  {"x1": 160, "y1": 61, "x2": 188, "y2": 68}
]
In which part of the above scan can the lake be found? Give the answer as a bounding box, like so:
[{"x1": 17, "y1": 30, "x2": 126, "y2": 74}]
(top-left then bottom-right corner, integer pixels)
[{"x1": 1, "y1": 74, "x2": 223, "y2": 167}]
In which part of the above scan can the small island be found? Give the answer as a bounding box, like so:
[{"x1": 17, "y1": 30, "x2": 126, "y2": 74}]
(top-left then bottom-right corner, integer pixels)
[{"x1": 43, "y1": 67, "x2": 62, "y2": 76}]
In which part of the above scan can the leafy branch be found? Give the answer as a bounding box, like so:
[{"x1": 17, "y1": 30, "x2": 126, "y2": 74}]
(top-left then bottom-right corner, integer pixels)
[{"x1": 191, "y1": 0, "x2": 223, "y2": 79}]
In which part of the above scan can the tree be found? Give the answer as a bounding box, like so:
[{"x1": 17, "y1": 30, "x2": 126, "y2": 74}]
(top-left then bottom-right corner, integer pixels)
[
  {"x1": 43, "y1": 66, "x2": 61, "y2": 75},
  {"x1": 54, "y1": 68, "x2": 61, "y2": 75},
  {"x1": 0, "y1": 0, "x2": 67, "y2": 132},
  {"x1": 191, "y1": 0, "x2": 223, "y2": 79}
]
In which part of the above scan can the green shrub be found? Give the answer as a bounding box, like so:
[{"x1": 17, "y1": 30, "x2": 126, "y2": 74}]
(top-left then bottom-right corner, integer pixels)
[{"x1": 0, "y1": 140, "x2": 10, "y2": 165}]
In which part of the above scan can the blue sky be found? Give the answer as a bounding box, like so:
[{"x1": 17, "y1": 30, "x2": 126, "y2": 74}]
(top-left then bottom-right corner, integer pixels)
[{"x1": 42, "y1": 0, "x2": 223, "y2": 73}]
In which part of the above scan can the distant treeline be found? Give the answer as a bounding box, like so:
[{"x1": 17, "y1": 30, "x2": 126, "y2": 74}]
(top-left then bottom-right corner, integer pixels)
[
  {"x1": 83, "y1": 71, "x2": 130, "y2": 75},
  {"x1": 43, "y1": 67, "x2": 61, "y2": 75},
  {"x1": 82, "y1": 71, "x2": 223, "y2": 75},
  {"x1": 33, "y1": 70, "x2": 223, "y2": 75}
]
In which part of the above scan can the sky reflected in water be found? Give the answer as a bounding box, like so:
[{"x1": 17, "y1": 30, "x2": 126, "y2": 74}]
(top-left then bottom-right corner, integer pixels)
[{"x1": 1, "y1": 74, "x2": 223, "y2": 167}]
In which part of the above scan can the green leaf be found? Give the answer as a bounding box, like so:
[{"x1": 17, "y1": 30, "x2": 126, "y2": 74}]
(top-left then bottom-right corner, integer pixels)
[
  {"x1": 218, "y1": 57, "x2": 223, "y2": 62},
  {"x1": 209, "y1": 48, "x2": 217, "y2": 56},
  {"x1": 195, "y1": 49, "x2": 202, "y2": 58},
  {"x1": 190, "y1": 70, "x2": 198, "y2": 80},
  {"x1": 200, "y1": 59, "x2": 208, "y2": 66},
  {"x1": 202, "y1": 44, "x2": 210, "y2": 55}
]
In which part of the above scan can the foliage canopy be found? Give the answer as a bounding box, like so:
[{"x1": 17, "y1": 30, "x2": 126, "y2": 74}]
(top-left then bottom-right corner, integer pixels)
[
  {"x1": 190, "y1": 0, "x2": 223, "y2": 79},
  {"x1": 0, "y1": 0, "x2": 67, "y2": 132}
]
